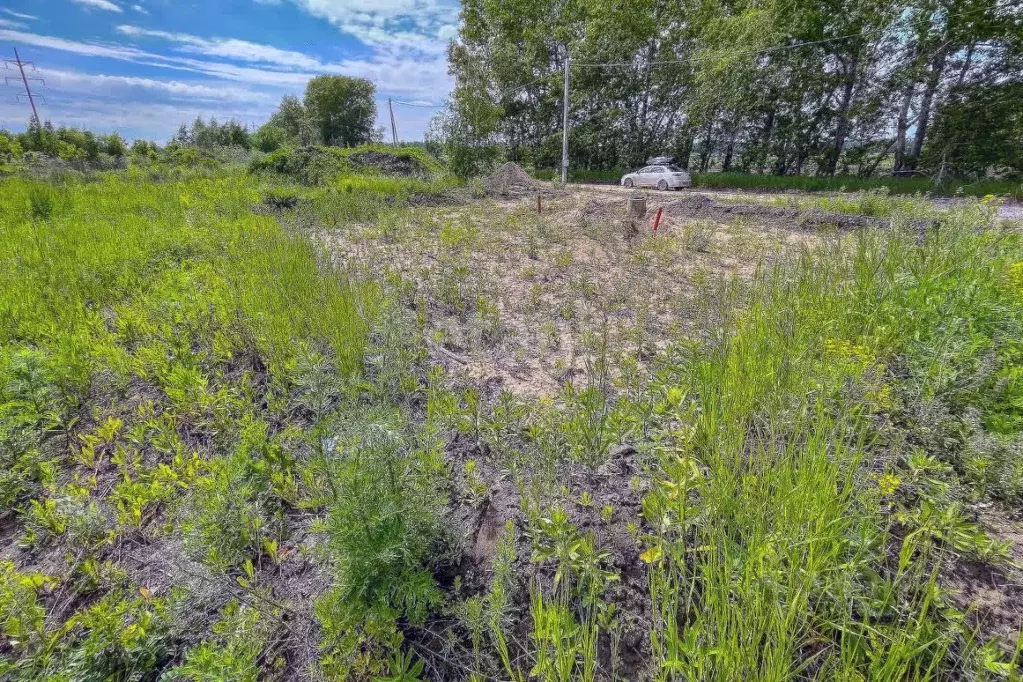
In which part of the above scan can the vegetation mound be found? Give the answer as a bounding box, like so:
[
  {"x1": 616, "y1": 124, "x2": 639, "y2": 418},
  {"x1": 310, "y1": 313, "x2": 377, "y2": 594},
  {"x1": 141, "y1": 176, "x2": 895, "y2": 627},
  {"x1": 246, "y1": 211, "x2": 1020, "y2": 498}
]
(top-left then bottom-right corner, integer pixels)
[
  {"x1": 348, "y1": 149, "x2": 427, "y2": 176},
  {"x1": 250, "y1": 145, "x2": 441, "y2": 185}
]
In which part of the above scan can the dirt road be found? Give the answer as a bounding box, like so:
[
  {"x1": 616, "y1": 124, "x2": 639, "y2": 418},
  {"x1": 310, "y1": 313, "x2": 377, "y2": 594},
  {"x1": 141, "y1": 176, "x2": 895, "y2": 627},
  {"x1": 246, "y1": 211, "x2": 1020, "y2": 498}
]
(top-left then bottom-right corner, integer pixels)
[{"x1": 570, "y1": 183, "x2": 1023, "y2": 221}]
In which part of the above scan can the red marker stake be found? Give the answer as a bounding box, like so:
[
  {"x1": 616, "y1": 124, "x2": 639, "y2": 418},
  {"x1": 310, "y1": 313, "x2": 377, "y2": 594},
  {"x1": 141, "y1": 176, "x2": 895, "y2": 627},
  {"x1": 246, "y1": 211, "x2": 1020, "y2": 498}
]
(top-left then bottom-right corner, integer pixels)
[{"x1": 652, "y1": 207, "x2": 663, "y2": 232}]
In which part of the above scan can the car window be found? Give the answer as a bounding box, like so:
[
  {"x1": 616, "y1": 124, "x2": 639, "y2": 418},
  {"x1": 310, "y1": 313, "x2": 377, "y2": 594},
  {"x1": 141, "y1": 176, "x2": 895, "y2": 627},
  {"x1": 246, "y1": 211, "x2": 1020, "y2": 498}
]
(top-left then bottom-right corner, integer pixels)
[
  {"x1": 650, "y1": 166, "x2": 668, "y2": 173},
  {"x1": 667, "y1": 165, "x2": 684, "y2": 172},
  {"x1": 638, "y1": 167, "x2": 653, "y2": 173}
]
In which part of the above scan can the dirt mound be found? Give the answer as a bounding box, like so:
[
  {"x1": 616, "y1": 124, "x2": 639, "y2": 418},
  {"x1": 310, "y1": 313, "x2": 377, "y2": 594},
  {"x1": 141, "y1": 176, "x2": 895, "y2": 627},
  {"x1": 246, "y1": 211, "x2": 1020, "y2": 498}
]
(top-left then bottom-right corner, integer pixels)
[
  {"x1": 662, "y1": 196, "x2": 892, "y2": 230},
  {"x1": 799, "y1": 208, "x2": 889, "y2": 230},
  {"x1": 485, "y1": 162, "x2": 562, "y2": 198},
  {"x1": 573, "y1": 198, "x2": 629, "y2": 223},
  {"x1": 668, "y1": 192, "x2": 717, "y2": 212},
  {"x1": 484, "y1": 162, "x2": 538, "y2": 197},
  {"x1": 349, "y1": 150, "x2": 426, "y2": 176}
]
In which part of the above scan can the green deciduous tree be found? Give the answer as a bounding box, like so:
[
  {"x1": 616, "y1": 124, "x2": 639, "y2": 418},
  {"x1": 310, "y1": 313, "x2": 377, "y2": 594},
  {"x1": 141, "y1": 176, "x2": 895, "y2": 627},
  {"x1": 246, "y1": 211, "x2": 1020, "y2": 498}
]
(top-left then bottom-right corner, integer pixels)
[
  {"x1": 303, "y1": 75, "x2": 377, "y2": 148},
  {"x1": 441, "y1": 0, "x2": 1023, "y2": 179},
  {"x1": 253, "y1": 94, "x2": 319, "y2": 151}
]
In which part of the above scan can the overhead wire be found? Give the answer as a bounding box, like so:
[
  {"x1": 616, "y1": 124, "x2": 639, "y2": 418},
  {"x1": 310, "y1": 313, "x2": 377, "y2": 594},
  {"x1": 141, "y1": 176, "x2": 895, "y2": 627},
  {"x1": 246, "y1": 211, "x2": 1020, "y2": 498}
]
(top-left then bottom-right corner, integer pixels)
[
  {"x1": 390, "y1": 99, "x2": 444, "y2": 108},
  {"x1": 400, "y1": 3, "x2": 1012, "y2": 141},
  {"x1": 493, "y1": 2, "x2": 1007, "y2": 96},
  {"x1": 571, "y1": 3, "x2": 1005, "y2": 69}
]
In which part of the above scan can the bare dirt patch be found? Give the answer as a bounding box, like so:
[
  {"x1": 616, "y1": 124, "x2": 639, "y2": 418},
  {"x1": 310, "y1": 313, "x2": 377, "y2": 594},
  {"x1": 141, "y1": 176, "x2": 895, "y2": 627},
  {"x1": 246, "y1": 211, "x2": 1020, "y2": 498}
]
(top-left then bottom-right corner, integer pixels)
[
  {"x1": 317, "y1": 185, "x2": 824, "y2": 400},
  {"x1": 659, "y1": 192, "x2": 891, "y2": 230}
]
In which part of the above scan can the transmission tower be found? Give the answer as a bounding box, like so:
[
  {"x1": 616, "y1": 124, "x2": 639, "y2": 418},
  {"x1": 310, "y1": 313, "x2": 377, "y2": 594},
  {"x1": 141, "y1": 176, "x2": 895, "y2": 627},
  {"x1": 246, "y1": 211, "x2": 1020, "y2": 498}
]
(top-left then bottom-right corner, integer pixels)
[{"x1": 4, "y1": 47, "x2": 45, "y2": 125}]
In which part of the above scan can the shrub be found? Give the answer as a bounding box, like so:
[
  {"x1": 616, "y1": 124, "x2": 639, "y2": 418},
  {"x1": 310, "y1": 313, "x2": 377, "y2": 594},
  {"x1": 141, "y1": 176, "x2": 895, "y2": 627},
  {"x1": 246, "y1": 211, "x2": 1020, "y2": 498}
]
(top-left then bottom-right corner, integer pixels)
[
  {"x1": 0, "y1": 131, "x2": 23, "y2": 162},
  {"x1": 165, "y1": 601, "x2": 268, "y2": 682},
  {"x1": 249, "y1": 144, "x2": 443, "y2": 185},
  {"x1": 52, "y1": 592, "x2": 171, "y2": 681},
  {"x1": 313, "y1": 410, "x2": 445, "y2": 677}
]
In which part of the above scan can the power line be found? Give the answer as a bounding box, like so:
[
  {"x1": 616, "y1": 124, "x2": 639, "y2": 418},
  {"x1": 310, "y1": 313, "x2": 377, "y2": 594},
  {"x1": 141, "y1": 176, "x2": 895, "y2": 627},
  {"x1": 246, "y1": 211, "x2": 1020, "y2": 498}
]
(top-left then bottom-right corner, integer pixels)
[
  {"x1": 570, "y1": 3, "x2": 1005, "y2": 69},
  {"x1": 561, "y1": 53, "x2": 569, "y2": 183},
  {"x1": 4, "y1": 46, "x2": 44, "y2": 125},
  {"x1": 491, "y1": 3, "x2": 1004, "y2": 99},
  {"x1": 390, "y1": 99, "x2": 444, "y2": 109},
  {"x1": 387, "y1": 99, "x2": 446, "y2": 144},
  {"x1": 388, "y1": 97, "x2": 399, "y2": 144},
  {"x1": 572, "y1": 33, "x2": 868, "y2": 68}
]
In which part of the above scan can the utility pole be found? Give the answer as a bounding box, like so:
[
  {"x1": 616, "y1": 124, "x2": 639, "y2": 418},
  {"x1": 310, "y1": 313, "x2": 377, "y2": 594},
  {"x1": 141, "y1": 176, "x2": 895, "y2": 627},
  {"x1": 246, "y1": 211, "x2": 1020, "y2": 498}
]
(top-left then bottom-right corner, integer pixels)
[
  {"x1": 561, "y1": 52, "x2": 570, "y2": 184},
  {"x1": 4, "y1": 47, "x2": 43, "y2": 125},
  {"x1": 388, "y1": 98, "x2": 399, "y2": 145}
]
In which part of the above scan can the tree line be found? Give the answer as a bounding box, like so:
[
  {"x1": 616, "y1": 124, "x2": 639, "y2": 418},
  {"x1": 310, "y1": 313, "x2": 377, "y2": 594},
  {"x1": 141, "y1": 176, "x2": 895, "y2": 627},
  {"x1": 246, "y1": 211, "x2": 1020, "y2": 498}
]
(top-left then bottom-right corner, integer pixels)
[
  {"x1": 0, "y1": 122, "x2": 129, "y2": 166},
  {"x1": 0, "y1": 74, "x2": 380, "y2": 170},
  {"x1": 435, "y1": 0, "x2": 1022, "y2": 180},
  {"x1": 171, "y1": 75, "x2": 379, "y2": 153}
]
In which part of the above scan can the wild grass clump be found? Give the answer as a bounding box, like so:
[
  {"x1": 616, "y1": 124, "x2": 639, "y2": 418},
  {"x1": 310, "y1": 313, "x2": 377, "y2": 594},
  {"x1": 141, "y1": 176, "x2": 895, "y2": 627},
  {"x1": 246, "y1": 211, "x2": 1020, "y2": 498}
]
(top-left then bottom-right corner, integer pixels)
[
  {"x1": 312, "y1": 407, "x2": 447, "y2": 679},
  {"x1": 0, "y1": 170, "x2": 395, "y2": 679},
  {"x1": 763, "y1": 187, "x2": 946, "y2": 217},
  {"x1": 0, "y1": 173, "x2": 374, "y2": 375},
  {"x1": 634, "y1": 201, "x2": 1023, "y2": 679}
]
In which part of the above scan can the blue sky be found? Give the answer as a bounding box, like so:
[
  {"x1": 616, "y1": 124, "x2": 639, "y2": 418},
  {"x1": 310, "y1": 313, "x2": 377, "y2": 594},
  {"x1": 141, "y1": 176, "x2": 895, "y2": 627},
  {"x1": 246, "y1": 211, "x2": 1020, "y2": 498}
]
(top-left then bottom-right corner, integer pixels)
[{"x1": 0, "y1": 0, "x2": 457, "y2": 141}]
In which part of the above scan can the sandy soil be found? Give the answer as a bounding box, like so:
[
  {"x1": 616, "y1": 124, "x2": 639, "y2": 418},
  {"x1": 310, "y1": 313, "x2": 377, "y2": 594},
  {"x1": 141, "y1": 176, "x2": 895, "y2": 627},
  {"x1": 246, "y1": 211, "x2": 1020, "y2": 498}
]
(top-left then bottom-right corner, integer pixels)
[{"x1": 573, "y1": 182, "x2": 1023, "y2": 222}]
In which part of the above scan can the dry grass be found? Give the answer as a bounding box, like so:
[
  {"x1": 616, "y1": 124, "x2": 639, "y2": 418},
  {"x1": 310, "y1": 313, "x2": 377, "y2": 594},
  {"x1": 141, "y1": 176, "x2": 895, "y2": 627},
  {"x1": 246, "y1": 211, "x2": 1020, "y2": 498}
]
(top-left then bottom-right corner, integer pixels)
[{"x1": 319, "y1": 188, "x2": 822, "y2": 397}]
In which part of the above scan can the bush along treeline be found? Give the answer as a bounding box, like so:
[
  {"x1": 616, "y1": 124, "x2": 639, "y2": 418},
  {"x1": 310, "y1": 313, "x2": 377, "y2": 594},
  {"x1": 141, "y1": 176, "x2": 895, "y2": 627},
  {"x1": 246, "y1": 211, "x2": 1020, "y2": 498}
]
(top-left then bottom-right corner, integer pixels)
[
  {"x1": 252, "y1": 75, "x2": 380, "y2": 153},
  {"x1": 0, "y1": 118, "x2": 254, "y2": 174},
  {"x1": 0, "y1": 121, "x2": 128, "y2": 170},
  {"x1": 0, "y1": 74, "x2": 383, "y2": 175},
  {"x1": 436, "y1": 0, "x2": 1023, "y2": 184}
]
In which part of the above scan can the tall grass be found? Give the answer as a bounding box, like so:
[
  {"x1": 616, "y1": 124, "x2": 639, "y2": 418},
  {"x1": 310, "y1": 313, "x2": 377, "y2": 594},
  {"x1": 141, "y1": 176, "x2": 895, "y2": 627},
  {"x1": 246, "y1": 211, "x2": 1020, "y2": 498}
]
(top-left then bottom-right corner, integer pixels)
[
  {"x1": 0, "y1": 172, "x2": 375, "y2": 382},
  {"x1": 642, "y1": 201, "x2": 1023, "y2": 680}
]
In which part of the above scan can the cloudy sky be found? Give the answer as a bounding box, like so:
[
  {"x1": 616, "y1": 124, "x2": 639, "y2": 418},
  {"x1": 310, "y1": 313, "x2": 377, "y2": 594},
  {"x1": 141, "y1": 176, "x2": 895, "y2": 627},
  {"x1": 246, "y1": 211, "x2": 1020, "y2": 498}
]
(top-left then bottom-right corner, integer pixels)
[{"x1": 0, "y1": 0, "x2": 457, "y2": 141}]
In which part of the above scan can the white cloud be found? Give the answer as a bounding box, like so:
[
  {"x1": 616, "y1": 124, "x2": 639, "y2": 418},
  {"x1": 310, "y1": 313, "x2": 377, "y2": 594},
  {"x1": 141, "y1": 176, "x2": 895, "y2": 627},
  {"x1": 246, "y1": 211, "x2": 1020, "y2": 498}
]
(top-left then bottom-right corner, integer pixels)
[
  {"x1": 111, "y1": 25, "x2": 453, "y2": 96},
  {"x1": 39, "y1": 67, "x2": 278, "y2": 104},
  {"x1": 131, "y1": 4, "x2": 148, "y2": 14},
  {"x1": 279, "y1": 0, "x2": 458, "y2": 56},
  {"x1": 0, "y1": 18, "x2": 27, "y2": 29},
  {"x1": 0, "y1": 19, "x2": 452, "y2": 141},
  {"x1": 0, "y1": 28, "x2": 451, "y2": 99},
  {"x1": 0, "y1": 93, "x2": 266, "y2": 140},
  {"x1": 291, "y1": 0, "x2": 459, "y2": 27},
  {"x1": 1, "y1": 9, "x2": 39, "y2": 20},
  {"x1": 0, "y1": 29, "x2": 149, "y2": 61},
  {"x1": 116, "y1": 25, "x2": 325, "y2": 69},
  {"x1": 71, "y1": 0, "x2": 124, "y2": 12}
]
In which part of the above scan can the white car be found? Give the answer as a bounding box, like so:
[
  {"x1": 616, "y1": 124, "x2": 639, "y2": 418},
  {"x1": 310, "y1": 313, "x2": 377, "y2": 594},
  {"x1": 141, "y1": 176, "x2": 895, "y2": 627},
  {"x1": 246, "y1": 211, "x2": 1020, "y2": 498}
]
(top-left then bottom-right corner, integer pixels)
[{"x1": 621, "y1": 165, "x2": 692, "y2": 190}]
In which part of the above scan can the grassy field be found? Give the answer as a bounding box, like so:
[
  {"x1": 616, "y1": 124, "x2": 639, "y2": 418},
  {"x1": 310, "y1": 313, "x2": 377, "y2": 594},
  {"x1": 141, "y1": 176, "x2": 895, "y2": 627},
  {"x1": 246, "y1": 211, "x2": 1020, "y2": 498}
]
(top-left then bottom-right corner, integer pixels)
[
  {"x1": 534, "y1": 167, "x2": 1023, "y2": 198},
  {"x1": 2, "y1": 153, "x2": 1023, "y2": 681}
]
